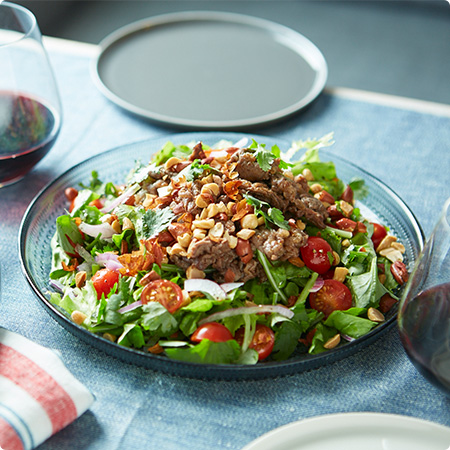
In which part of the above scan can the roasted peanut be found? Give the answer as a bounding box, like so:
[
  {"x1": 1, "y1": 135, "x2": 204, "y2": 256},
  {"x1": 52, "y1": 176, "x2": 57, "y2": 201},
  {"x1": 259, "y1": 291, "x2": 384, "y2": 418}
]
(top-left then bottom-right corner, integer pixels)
[
  {"x1": 367, "y1": 307, "x2": 385, "y2": 323},
  {"x1": 236, "y1": 229, "x2": 256, "y2": 240},
  {"x1": 240, "y1": 214, "x2": 258, "y2": 230},
  {"x1": 186, "y1": 265, "x2": 206, "y2": 279},
  {"x1": 390, "y1": 260, "x2": 409, "y2": 285},
  {"x1": 192, "y1": 218, "x2": 215, "y2": 229},
  {"x1": 324, "y1": 333, "x2": 341, "y2": 349},
  {"x1": 75, "y1": 271, "x2": 87, "y2": 288}
]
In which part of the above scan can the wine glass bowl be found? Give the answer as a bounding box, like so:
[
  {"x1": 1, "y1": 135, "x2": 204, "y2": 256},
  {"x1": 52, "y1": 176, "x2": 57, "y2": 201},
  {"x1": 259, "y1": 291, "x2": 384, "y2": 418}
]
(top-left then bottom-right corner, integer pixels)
[
  {"x1": 0, "y1": 1, "x2": 61, "y2": 187},
  {"x1": 398, "y1": 197, "x2": 450, "y2": 396}
]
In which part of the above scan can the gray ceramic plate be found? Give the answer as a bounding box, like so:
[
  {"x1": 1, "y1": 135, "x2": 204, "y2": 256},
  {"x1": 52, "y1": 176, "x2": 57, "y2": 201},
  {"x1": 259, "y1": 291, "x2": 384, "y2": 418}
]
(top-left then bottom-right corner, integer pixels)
[
  {"x1": 19, "y1": 132, "x2": 424, "y2": 380},
  {"x1": 92, "y1": 12, "x2": 328, "y2": 129}
]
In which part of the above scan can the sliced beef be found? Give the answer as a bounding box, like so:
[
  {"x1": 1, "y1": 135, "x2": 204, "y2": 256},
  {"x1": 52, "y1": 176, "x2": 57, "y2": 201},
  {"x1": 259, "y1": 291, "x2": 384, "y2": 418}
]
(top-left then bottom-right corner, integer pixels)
[
  {"x1": 231, "y1": 151, "x2": 269, "y2": 182},
  {"x1": 243, "y1": 182, "x2": 288, "y2": 211},
  {"x1": 251, "y1": 228, "x2": 307, "y2": 262},
  {"x1": 189, "y1": 142, "x2": 206, "y2": 161},
  {"x1": 299, "y1": 195, "x2": 329, "y2": 228},
  {"x1": 170, "y1": 185, "x2": 200, "y2": 216}
]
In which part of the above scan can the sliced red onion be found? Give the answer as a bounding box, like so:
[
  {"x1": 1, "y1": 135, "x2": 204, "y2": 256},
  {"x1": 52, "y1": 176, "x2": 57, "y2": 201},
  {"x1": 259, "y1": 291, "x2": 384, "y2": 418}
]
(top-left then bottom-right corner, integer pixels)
[
  {"x1": 76, "y1": 261, "x2": 91, "y2": 273},
  {"x1": 75, "y1": 244, "x2": 94, "y2": 264},
  {"x1": 219, "y1": 282, "x2": 244, "y2": 293},
  {"x1": 341, "y1": 334, "x2": 355, "y2": 342},
  {"x1": 208, "y1": 149, "x2": 228, "y2": 159},
  {"x1": 95, "y1": 252, "x2": 123, "y2": 271},
  {"x1": 100, "y1": 183, "x2": 140, "y2": 213},
  {"x1": 118, "y1": 299, "x2": 142, "y2": 314},
  {"x1": 184, "y1": 278, "x2": 227, "y2": 301},
  {"x1": 233, "y1": 137, "x2": 248, "y2": 149},
  {"x1": 78, "y1": 222, "x2": 116, "y2": 240},
  {"x1": 49, "y1": 279, "x2": 65, "y2": 292},
  {"x1": 310, "y1": 277, "x2": 324, "y2": 293},
  {"x1": 198, "y1": 305, "x2": 294, "y2": 325}
]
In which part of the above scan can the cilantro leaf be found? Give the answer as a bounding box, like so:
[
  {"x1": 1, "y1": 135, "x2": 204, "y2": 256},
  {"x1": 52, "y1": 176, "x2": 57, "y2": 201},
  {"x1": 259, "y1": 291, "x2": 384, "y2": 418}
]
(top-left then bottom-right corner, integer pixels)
[
  {"x1": 249, "y1": 139, "x2": 275, "y2": 171},
  {"x1": 177, "y1": 159, "x2": 215, "y2": 182},
  {"x1": 134, "y1": 207, "x2": 175, "y2": 240},
  {"x1": 165, "y1": 339, "x2": 241, "y2": 364},
  {"x1": 244, "y1": 194, "x2": 289, "y2": 230}
]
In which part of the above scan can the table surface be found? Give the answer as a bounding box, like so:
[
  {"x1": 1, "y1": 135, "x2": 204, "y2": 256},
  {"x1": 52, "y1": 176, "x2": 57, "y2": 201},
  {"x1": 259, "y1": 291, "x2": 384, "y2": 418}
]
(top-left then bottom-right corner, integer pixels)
[{"x1": 1, "y1": 37, "x2": 450, "y2": 449}]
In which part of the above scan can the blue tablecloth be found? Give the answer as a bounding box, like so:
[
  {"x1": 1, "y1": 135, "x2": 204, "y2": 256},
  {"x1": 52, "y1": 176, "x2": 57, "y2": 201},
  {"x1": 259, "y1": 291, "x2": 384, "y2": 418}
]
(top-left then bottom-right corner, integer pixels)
[{"x1": 1, "y1": 41, "x2": 450, "y2": 449}]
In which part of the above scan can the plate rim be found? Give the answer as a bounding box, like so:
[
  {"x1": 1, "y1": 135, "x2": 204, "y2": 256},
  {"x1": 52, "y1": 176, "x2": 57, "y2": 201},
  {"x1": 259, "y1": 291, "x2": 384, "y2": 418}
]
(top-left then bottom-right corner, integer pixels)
[
  {"x1": 241, "y1": 412, "x2": 450, "y2": 449},
  {"x1": 91, "y1": 11, "x2": 328, "y2": 129},
  {"x1": 18, "y1": 132, "x2": 424, "y2": 380}
]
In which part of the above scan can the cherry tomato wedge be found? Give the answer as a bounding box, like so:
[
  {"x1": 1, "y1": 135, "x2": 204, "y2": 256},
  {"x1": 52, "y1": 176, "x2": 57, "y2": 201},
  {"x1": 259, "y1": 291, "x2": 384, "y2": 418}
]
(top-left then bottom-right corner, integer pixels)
[
  {"x1": 235, "y1": 324, "x2": 275, "y2": 361},
  {"x1": 141, "y1": 279, "x2": 183, "y2": 314},
  {"x1": 371, "y1": 222, "x2": 387, "y2": 249},
  {"x1": 91, "y1": 268, "x2": 119, "y2": 300},
  {"x1": 300, "y1": 236, "x2": 333, "y2": 275},
  {"x1": 309, "y1": 279, "x2": 352, "y2": 318},
  {"x1": 191, "y1": 322, "x2": 234, "y2": 343}
]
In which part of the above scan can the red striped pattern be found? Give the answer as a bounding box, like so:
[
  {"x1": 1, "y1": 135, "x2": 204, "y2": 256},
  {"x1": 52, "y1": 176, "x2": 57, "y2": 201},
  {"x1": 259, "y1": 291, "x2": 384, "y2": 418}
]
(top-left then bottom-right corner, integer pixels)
[
  {"x1": 0, "y1": 343, "x2": 77, "y2": 434},
  {"x1": 0, "y1": 417, "x2": 25, "y2": 450}
]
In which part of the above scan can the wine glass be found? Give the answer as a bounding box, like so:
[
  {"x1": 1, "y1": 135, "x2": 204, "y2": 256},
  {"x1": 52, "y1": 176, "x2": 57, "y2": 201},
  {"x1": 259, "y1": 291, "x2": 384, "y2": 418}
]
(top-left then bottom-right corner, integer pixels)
[
  {"x1": 0, "y1": 1, "x2": 62, "y2": 187},
  {"x1": 398, "y1": 197, "x2": 450, "y2": 397}
]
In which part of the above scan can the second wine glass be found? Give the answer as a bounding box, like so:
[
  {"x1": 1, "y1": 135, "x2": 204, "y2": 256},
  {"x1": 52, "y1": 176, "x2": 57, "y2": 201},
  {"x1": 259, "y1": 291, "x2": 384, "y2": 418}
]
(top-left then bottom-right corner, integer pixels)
[{"x1": 398, "y1": 197, "x2": 450, "y2": 397}]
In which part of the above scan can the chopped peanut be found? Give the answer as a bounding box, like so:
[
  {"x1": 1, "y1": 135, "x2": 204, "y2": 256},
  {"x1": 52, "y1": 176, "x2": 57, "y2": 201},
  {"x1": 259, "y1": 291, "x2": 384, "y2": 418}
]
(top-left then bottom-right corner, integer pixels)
[
  {"x1": 71, "y1": 310, "x2": 87, "y2": 325},
  {"x1": 333, "y1": 267, "x2": 349, "y2": 282}
]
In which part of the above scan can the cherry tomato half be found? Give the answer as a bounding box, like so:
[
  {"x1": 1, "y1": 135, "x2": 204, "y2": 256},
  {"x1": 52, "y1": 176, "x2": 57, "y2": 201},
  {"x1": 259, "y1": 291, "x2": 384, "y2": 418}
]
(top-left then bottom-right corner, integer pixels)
[
  {"x1": 371, "y1": 222, "x2": 387, "y2": 249},
  {"x1": 191, "y1": 322, "x2": 234, "y2": 343},
  {"x1": 235, "y1": 324, "x2": 275, "y2": 361},
  {"x1": 91, "y1": 268, "x2": 120, "y2": 300},
  {"x1": 300, "y1": 236, "x2": 333, "y2": 275},
  {"x1": 141, "y1": 279, "x2": 183, "y2": 314},
  {"x1": 309, "y1": 279, "x2": 352, "y2": 318}
]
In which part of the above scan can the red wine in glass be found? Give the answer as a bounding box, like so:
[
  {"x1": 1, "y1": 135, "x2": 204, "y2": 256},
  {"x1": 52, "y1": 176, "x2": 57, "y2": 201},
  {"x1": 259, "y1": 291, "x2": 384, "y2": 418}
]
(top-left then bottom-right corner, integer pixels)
[
  {"x1": 0, "y1": 91, "x2": 60, "y2": 186},
  {"x1": 399, "y1": 283, "x2": 450, "y2": 396}
]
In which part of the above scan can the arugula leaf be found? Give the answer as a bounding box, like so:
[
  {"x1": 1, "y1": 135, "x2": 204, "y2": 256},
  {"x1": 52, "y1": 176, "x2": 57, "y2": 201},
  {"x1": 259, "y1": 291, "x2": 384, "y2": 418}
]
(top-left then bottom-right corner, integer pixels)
[
  {"x1": 69, "y1": 189, "x2": 99, "y2": 218},
  {"x1": 117, "y1": 323, "x2": 146, "y2": 348},
  {"x1": 272, "y1": 321, "x2": 303, "y2": 360},
  {"x1": 244, "y1": 194, "x2": 289, "y2": 230},
  {"x1": 308, "y1": 323, "x2": 338, "y2": 354},
  {"x1": 324, "y1": 308, "x2": 378, "y2": 338},
  {"x1": 178, "y1": 312, "x2": 203, "y2": 336},
  {"x1": 347, "y1": 256, "x2": 379, "y2": 308},
  {"x1": 51, "y1": 282, "x2": 99, "y2": 326},
  {"x1": 348, "y1": 177, "x2": 369, "y2": 200},
  {"x1": 164, "y1": 339, "x2": 242, "y2": 364},
  {"x1": 151, "y1": 141, "x2": 192, "y2": 166},
  {"x1": 56, "y1": 215, "x2": 84, "y2": 256},
  {"x1": 256, "y1": 250, "x2": 288, "y2": 303},
  {"x1": 134, "y1": 207, "x2": 175, "y2": 240}
]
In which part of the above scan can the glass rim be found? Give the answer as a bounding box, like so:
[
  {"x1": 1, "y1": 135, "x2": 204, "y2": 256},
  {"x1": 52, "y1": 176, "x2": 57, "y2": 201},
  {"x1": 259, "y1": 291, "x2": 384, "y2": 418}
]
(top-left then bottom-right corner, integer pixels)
[
  {"x1": 0, "y1": 1, "x2": 38, "y2": 48},
  {"x1": 442, "y1": 196, "x2": 450, "y2": 231}
]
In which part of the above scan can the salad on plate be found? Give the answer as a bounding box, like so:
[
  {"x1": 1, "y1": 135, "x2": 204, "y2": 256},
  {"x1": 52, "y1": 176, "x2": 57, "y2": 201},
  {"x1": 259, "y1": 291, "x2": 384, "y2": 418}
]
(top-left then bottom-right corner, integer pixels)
[{"x1": 49, "y1": 134, "x2": 409, "y2": 365}]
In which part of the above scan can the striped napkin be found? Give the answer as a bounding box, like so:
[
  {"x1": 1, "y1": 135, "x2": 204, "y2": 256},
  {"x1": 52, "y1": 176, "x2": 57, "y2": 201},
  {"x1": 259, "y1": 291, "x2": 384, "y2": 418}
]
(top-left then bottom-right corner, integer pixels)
[{"x1": 0, "y1": 328, "x2": 94, "y2": 450}]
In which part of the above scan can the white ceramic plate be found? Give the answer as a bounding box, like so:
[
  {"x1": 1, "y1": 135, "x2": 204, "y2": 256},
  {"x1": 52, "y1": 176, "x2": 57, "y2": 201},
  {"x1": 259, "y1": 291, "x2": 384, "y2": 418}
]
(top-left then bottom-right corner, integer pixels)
[{"x1": 241, "y1": 413, "x2": 450, "y2": 450}]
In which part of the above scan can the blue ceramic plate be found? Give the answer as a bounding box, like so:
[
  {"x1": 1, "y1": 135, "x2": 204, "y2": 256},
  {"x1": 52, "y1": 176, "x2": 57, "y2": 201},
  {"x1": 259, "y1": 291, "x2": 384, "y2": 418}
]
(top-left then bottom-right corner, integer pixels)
[
  {"x1": 19, "y1": 132, "x2": 423, "y2": 379},
  {"x1": 93, "y1": 12, "x2": 327, "y2": 130}
]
